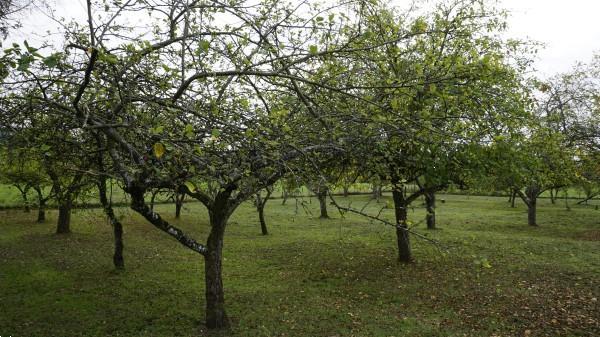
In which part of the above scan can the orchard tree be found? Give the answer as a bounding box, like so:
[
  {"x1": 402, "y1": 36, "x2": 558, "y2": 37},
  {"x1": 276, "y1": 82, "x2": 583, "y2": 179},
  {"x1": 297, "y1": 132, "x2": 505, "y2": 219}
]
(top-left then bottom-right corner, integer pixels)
[
  {"x1": 0, "y1": 146, "x2": 52, "y2": 220},
  {"x1": 334, "y1": 0, "x2": 531, "y2": 261},
  {"x1": 2, "y1": 0, "x2": 365, "y2": 329},
  {"x1": 489, "y1": 124, "x2": 576, "y2": 226}
]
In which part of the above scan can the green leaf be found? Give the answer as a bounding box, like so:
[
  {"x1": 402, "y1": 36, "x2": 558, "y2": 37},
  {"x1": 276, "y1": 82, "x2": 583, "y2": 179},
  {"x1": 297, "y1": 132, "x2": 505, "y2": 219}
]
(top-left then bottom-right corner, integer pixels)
[
  {"x1": 184, "y1": 124, "x2": 195, "y2": 139},
  {"x1": 199, "y1": 40, "x2": 210, "y2": 53},
  {"x1": 153, "y1": 143, "x2": 166, "y2": 158},
  {"x1": 184, "y1": 181, "x2": 197, "y2": 192},
  {"x1": 309, "y1": 45, "x2": 318, "y2": 55},
  {"x1": 42, "y1": 53, "x2": 61, "y2": 68}
]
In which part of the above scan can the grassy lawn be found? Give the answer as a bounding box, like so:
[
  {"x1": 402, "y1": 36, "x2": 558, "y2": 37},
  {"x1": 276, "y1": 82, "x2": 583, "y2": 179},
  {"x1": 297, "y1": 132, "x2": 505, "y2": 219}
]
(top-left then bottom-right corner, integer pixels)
[{"x1": 0, "y1": 194, "x2": 598, "y2": 337}]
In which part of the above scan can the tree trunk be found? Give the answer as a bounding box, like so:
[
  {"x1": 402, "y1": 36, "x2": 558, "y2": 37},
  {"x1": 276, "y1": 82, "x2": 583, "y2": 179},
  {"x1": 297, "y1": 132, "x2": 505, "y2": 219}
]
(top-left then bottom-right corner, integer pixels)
[
  {"x1": 550, "y1": 188, "x2": 556, "y2": 204},
  {"x1": 525, "y1": 185, "x2": 539, "y2": 227},
  {"x1": 98, "y1": 179, "x2": 125, "y2": 270},
  {"x1": 392, "y1": 187, "x2": 411, "y2": 263},
  {"x1": 16, "y1": 186, "x2": 30, "y2": 213},
  {"x1": 35, "y1": 187, "x2": 46, "y2": 223},
  {"x1": 37, "y1": 198, "x2": 46, "y2": 223},
  {"x1": 372, "y1": 184, "x2": 382, "y2": 203},
  {"x1": 281, "y1": 188, "x2": 288, "y2": 205},
  {"x1": 256, "y1": 193, "x2": 268, "y2": 235},
  {"x1": 511, "y1": 189, "x2": 517, "y2": 208},
  {"x1": 527, "y1": 201, "x2": 537, "y2": 226},
  {"x1": 204, "y1": 213, "x2": 230, "y2": 329},
  {"x1": 425, "y1": 191, "x2": 436, "y2": 230},
  {"x1": 56, "y1": 199, "x2": 72, "y2": 234},
  {"x1": 175, "y1": 192, "x2": 185, "y2": 218},
  {"x1": 150, "y1": 190, "x2": 159, "y2": 211},
  {"x1": 343, "y1": 185, "x2": 349, "y2": 197},
  {"x1": 318, "y1": 187, "x2": 329, "y2": 219}
]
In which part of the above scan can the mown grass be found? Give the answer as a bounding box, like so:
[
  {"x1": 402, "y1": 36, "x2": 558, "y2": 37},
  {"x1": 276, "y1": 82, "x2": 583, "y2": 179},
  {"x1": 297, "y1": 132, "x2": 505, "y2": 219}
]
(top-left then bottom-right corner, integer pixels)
[{"x1": 0, "y1": 194, "x2": 598, "y2": 337}]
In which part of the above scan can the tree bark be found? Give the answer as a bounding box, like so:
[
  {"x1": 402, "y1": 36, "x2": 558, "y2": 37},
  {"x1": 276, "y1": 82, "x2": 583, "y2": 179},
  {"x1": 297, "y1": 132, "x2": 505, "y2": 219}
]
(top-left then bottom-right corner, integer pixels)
[
  {"x1": 56, "y1": 199, "x2": 72, "y2": 234},
  {"x1": 511, "y1": 189, "x2": 517, "y2": 208},
  {"x1": 318, "y1": 186, "x2": 329, "y2": 219},
  {"x1": 98, "y1": 179, "x2": 125, "y2": 269},
  {"x1": 204, "y1": 212, "x2": 230, "y2": 329},
  {"x1": 281, "y1": 188, "x2": 288, "y2": 205},
  {"x1": 425, "y1": 191, "x2": 436, "y2": 230},
  {"x1": 525, "y1": 185, "x2": 539, "y2": 227},
  {"x1": 16, "y1": 185, "x2": 30, "y2": 212},
  {"x1": 372, "y1": 183, "x2": 382, "y2": 203},
  {"x1": 34, "y1": 186, "x2": 46, "y2": 223},
  {"x1": 150, "y1": 189, "x2": 159, "y2": 211},
  {"x1": 37, "y1": 198, "x2": 46, "y2": 223},
  {"x1": 392, "y1": 186, "x2": 411, "y2": 263},
  {"x1": 255, "y1": 193, "x2": 268, "y2": 235},
  {"x1": 175, "y1": 192, "x2": 185, "y2": 218},
  {"x1": 550, "y1": 188, "x2": 556, "y2": 204},
  {"x1": 527, "y1": 201, "x2": 537, "y2": 226}
]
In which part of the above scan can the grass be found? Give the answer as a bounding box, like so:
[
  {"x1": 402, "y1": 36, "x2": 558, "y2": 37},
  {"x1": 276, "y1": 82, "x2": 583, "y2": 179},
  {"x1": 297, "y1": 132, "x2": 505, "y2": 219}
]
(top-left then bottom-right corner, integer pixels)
[{"x1": 0, "y1": 193, "x2": 598, "y2": 337}]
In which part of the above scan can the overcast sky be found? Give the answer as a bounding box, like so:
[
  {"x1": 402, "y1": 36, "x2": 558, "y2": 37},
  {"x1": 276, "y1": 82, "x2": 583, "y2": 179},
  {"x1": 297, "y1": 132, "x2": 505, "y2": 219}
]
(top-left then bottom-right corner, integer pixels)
[
  {"x1": 7, "y1": 0, "x2": 600, "y2": 79},
  {"x1": 500, "y1": 0, "x2": 600, "y2": 76}
]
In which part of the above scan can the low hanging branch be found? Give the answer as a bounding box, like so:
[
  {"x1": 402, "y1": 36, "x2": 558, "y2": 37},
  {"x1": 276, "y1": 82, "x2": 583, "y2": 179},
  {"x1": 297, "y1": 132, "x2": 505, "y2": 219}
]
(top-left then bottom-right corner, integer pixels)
[{"x1": 327, "y1": 193, "x2": 446, "y2": 249}]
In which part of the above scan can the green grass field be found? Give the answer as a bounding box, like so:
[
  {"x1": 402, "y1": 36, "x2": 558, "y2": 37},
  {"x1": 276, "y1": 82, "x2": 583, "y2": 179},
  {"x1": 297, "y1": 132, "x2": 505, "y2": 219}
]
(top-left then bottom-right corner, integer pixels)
[{"x1": 0, "y1": 194, "x2": 598, "y2": 336}]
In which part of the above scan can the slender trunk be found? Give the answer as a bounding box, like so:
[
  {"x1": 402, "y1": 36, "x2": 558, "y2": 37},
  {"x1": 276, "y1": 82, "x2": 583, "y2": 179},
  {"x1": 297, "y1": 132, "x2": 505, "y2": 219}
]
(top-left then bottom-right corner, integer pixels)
[
  {"x1": 392, "y1": 187, "x2": 411, "y2": 263},
  {"x1": 551, "y1": 189, "x2": 556, "y2": 204},
  {"x1": 281, "y1": 188, "x2": 288, "y2": 205},
  {"x1": 372, "y1": 184, "x2": 381, "y2": 203},
  {"x1": 56, "y1": 199, "x2": 72, "y2": 234},
  {"x1": 256, "y1": 194, "x2": 268, "y2": 235},
  {"x1": 34, "y1": 187, "x2": 46, "y2": 223},
  {"x1": 205, "y1": 212, "x2": 230, "y2": 329},
  {"x1": 150, "y1": 190, "x2": 159, "y2": 211},
  {"x1": 425, "y1": 191, "x2": 436, "y2": 230},
  {"x1": 318, "y1": 187, "x2": 329, "y2": 219},
  {"x1": 511, "y1": 189, "x2": 517, "y2": 208},
  {"x1": 17, "y1": 186, "x2": 30, "y2": 213},
  {"x1": 175, "y1": 192, "x2": 184, "y2": 218},
  {"x1": 343, "y1": 185, "x2": 349, "y2": 197},
  {"x1": 525, "y1": 185, "x2": 539, "y2": 227}
]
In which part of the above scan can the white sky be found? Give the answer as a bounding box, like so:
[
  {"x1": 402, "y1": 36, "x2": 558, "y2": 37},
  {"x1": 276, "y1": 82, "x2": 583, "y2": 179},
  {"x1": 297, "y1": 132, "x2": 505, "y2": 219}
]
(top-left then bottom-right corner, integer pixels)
[
  {"x1": 499, "y1": 0, "x2": 600, "y2": 76},
  {"x1": 5, "y1": 0, "x2": 600, "y2": 78}
]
